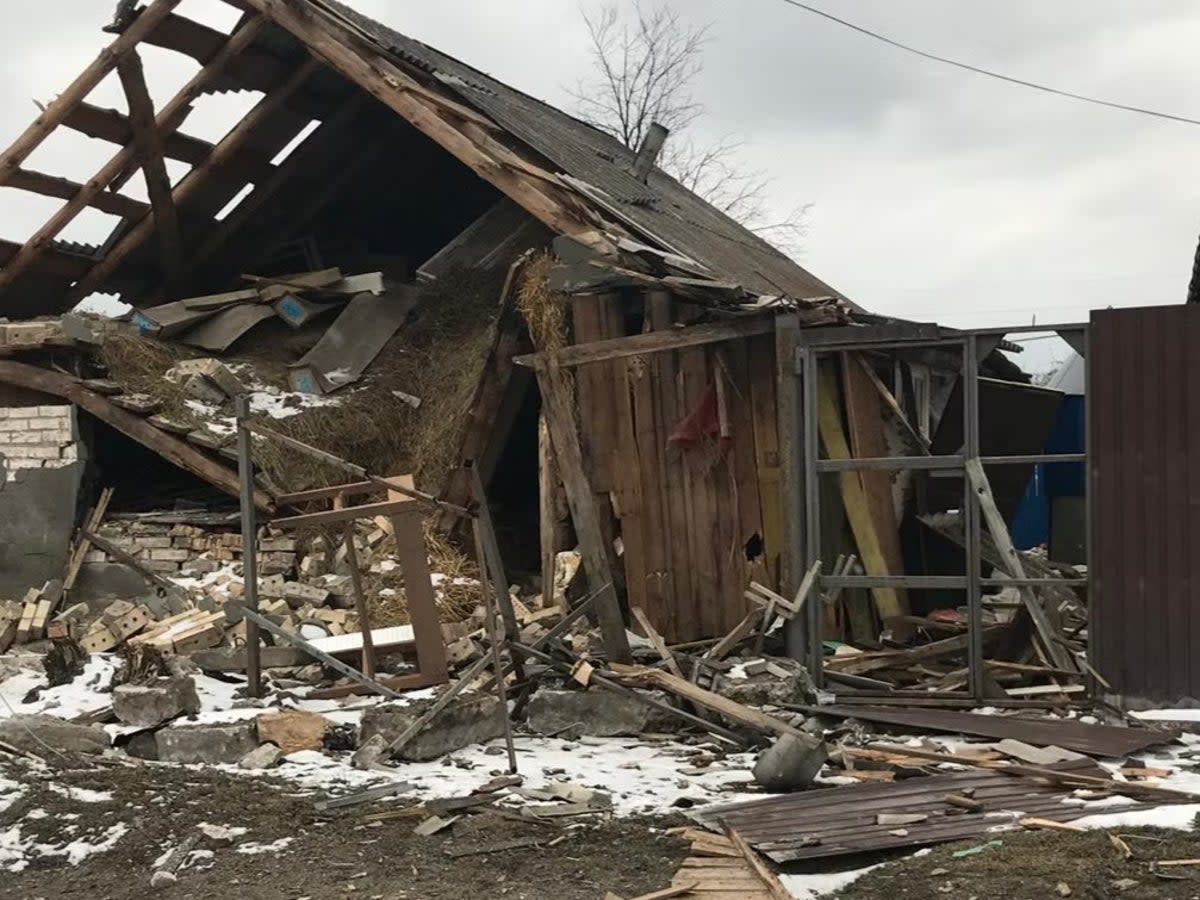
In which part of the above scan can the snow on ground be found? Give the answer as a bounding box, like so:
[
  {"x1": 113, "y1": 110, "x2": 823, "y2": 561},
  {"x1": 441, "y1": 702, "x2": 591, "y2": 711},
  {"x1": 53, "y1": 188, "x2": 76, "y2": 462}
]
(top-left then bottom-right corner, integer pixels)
[
  {"x1": 0, "y1": 819, "x2": 130, "y2": 873},
  {"x1": 270, "y1": 735, "x2": 760, "y2": 817},
  {"x1": 783, "y1": 862, "x2": 887, "y2": 899},
  {"x1": 0, "y1": 655, "x2": 118, "y2": 720}
]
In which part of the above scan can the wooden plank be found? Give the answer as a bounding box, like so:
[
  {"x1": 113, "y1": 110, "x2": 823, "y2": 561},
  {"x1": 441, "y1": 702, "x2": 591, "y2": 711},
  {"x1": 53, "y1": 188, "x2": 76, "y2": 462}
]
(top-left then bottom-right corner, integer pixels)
[
  {"x1": 6, "y1": 169, "x2": 148, "y2": 218},
  {"x1": 0, "y1": 0, "x2": 184, "y2": 182},
  {"x1": 724, "y1": 341, "x2": 768, "y2": 596},
  {"x1": 0, "y1": 361, "x2": 272, "y2": 511},
  {"x1": 817, "y1": 367, "x2": 905, "y2": 621},
  {"x1": 613, "y1": 665, "x2": 806, "y2": 738},
  {"x1": 62, "y1": 102, "x2": 216, "y2": 167},
  {"x1": 614, "y1": 354, "x2": 650, "y2": 619},
  {"x1": 724, "y1": 826, "x2": 793, "y2": 900},
  {"x1": 842, "y1": 353, "x2": 905, "y2": 602},
  {"x1": 538, "y1": 414, "x2": 572, "y2": 612},
  {"x1": 272, "y1": 499, "x2": 423, "y2": 530},
  {"x1": 572, "y1": 294, "x2": 616, "y2": 493},
  {"x1": 0, "y1": 15, "x2": 268, "y2": 296},
  {"x1": 681, "y1": 346, "x2": 722, "y2": 639},
  {"x1": 66, "y1": 58, "x2": 322, "y2": 304},
  {"x1": 964, "y1": 459, "x2": 1074, "y2": 671},
  {"x1": 63, "y1": 487, "x2": 114, "y2": 593},
  {"x1": 116, "y1": 50, "x2": 182, "y2": 278},
  {"x1": 706, "y1": 609, "x2": 762, "y2": 662},
  {"x1": 386, "y1": 483, "x2": 446, "y2": 688},
  {"x1": 534, "y1": 358, "x2": 632, "y2": 663},
  {"x1": 516, "y1": 317, "x2": 777, "y2": 369},
  {"x1": 631, "y1": 607, "x2": 684, "y2": 678},
  {"x1": 628, "y1": 303, "x2": 672, "y2": 636},
  {"x1": 747, "y1": 333, "x2": 784, "y2": 588},
  {"x1": 853, "y1": 354, "x2": 931, "y2": 454},
  {"x1": 710, "y1": 350, "x2": 745, "y2": 637}
]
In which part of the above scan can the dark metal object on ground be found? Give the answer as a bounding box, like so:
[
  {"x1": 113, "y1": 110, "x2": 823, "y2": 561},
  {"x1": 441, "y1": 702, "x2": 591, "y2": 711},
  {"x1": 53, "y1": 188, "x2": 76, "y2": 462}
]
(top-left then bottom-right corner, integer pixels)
[
  {"x1": 695, "y1": 759, "x2": 1174, "y2": 863},
  {"x1": 235, "y1": 395, "x2": 262, "y2": 697},
  {"x1": 792, "y1": 704, "x2": 1179, "y2": 758}
]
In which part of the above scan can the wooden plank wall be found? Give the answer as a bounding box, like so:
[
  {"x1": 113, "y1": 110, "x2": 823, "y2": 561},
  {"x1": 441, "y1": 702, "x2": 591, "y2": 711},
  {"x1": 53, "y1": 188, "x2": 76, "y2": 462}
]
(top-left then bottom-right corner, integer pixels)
[{"x1": 571, "y1": 291, "x2": 778, "y2": 643}]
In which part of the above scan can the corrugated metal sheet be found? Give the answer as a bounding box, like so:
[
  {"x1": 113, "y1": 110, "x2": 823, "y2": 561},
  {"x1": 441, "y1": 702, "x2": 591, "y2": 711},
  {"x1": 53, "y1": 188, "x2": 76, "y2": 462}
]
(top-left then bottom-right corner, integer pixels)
[
  {"x1": 1091, "y1": 305, "x2": 1200, "y2": 707},
  {"x1": 695, "y1": 760, "x2": 1169, "y2": 863},
  {"x1": 319, "y1": 1, "x2": 850, "y2": 306},
  {"x1": 798, "y1": 705, "x2": 1179, "y2": 757}
]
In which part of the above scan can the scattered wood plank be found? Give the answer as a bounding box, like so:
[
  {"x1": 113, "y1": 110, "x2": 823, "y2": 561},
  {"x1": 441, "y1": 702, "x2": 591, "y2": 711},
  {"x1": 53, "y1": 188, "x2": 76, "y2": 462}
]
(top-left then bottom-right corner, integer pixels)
[
  {"x1": 706, "y1": 609, "x2": 761, "y2": 662},
  {"x1": 611, "y1": 664, "x2": 805, "y2": 739},
  {"x1": 1019, "y1": 817, "x2": 1086, "y2": 833},
  {"x1": 818, "y1": 367, "x2": 905, "y2": 621},
  {"x1": 724, "y1": 825, "x2": 793, "y2": 900},
  {"x1": 632, "y1": 606, "x2": 684, "y2": 678}
]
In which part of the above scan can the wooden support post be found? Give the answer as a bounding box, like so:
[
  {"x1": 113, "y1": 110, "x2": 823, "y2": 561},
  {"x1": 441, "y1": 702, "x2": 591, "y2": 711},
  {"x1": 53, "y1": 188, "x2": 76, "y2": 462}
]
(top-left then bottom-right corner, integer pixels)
[
  {"x1": 817, "y1": 367, "x2": 906, "y2": 622},
  {"x1": 66, "y1": 56, "x2": 321, "y2": 304},
  {"x1": 63, "y1": 487, "x2": 114, "y2": 595},
  {"x1": 116, "y1": 50, "x2": 182, "y2": 278},
  {"x1": 538, "y1": 413, "x2": 572, "y2": 612},
  {"x1": 386, "y1": 480, "x2": 449, "y2": 686},
  {"x1": 0, "y1": 361, "x2": 273, "y2": 511},
  {"x1": 474, "y1": 521, "x2": 518, "y2": 774},
  {"x1": 0, "y1": 14, "x2": 267, "y2": 294},
  {"x1": 341, "y1": 523, "x2": 376, "y2": 678},
  {"x1": 533, "y1": 358, "x2": 632, "y2": 664},
  {"x1": 964, "y1": 459, "x2": 1075, "y2": 671},
  {"x1": 0, "y1": 0, "x2": 184, "y2": 182},
  {"x1": 467, "y1": 466, "x2": 526, "y2": 683}
]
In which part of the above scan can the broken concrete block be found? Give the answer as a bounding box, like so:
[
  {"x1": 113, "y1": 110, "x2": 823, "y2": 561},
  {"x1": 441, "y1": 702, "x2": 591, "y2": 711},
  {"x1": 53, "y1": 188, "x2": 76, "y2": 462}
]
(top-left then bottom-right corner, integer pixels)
[
  {"x1": 256, "y1": 709, "x2": 328, "y2": 755},
  {"x1": 113, "y1": 677, "x2": 201, "y2": 728},
  {"x1": 182, "y1": 374, "x2": 227, "y2": 405},
  {"x1": 156, "y1": 722, "x2": 258, "y2": 765},
  {"x1": 0, "y1": 715, "x2": 108, "y2": 755},
  {"x1": 351, "y1": 733, "x2": 390, "y2": 770},
  {"x1": 239, "y1": 742, "x2": 284, "y2": 770},
  {"x1": 526, "y1": 689, "x2": 673, "y2": 738},
  {"x1": 282, "y1": 581, "x2": 330, "y2": 609},
  {"x1": 720, "y1": 657, "x2": 817, "y2": 708},
  {"x1": 360, "y1": 694, "x2": 507, "y2": 762},
  {"x1": 752, "y1": 733, "x2": 828, "y2": 792},
  {"x1": 168, "y1": 358, "x2": 245, "y2": 397}
]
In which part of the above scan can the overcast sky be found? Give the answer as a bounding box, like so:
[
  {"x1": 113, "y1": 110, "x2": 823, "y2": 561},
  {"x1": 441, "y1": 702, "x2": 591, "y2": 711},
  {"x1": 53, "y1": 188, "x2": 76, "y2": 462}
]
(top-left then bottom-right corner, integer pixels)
[{"x1": 1, "y1": 0, "x2": 1198, "y2": 344}]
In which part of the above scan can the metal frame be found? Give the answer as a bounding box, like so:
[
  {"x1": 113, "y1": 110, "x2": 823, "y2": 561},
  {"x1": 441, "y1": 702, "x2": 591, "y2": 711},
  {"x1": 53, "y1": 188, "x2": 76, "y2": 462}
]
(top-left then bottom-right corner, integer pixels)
[{"x1": 793, "y1": 323, "x2": 1090, "y2": 702}]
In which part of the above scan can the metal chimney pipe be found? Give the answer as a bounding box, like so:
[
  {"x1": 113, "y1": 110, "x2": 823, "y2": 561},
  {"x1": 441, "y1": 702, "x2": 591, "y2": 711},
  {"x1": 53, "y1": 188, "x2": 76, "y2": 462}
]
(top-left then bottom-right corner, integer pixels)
[{"x1": 632, "y1": 122, "x2": 669, "y2": 183}]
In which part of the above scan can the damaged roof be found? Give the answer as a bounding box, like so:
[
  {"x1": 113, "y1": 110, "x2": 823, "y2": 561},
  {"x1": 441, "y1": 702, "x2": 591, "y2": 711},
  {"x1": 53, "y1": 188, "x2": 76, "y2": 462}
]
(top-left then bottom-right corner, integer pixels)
[
  {"x1": 0, "y1": 0, "x2": 848, "y2": 316},
  {"x1": 319, "y1": 0, "x2": 846, "y2": 304}
]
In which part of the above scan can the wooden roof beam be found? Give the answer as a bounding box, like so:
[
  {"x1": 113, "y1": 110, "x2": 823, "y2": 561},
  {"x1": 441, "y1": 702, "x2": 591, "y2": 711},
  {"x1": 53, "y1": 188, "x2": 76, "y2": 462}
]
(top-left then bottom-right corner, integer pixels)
[
  {"x1": 0, "y1": 360, "x2": 274, "y2": 511},
  {"x1": 0, "y1": 0, "x2": 184, "y2": 185},
  {"x1": 4, "y1": 169, "x2": 148, "y2": 219},
  {"x1": 66, "y1": 56, "x2": 323, "y2": 306},
  {"x1": 117, "y1": 50, "x2": 183, "y2": 278},
  {"x1": 239, "y1": 0, "x2": 601, "y2": 244},
  {"x1": 63, "y1": 102, "x2": 213, "y2": 165},
  {"x1": 0, "y1": 15, "x2": 268, "y2": 297},
  {"x1": 143, "y1": 12, "x2": 297, "y2": 91},
  {"x1": 178, "y1": 94, "x2": 365, "y2": 282}
]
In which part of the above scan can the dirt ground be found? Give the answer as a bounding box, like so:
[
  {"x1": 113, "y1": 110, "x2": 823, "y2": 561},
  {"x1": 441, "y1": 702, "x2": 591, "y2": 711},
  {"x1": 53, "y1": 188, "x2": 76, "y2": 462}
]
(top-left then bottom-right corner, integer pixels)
[
  {"x1": 837, "y1": 827, "x2": 1200, "y2": 900},
  {"x1": 0, "y1": 758, "x2": 687, "y2": 900}
]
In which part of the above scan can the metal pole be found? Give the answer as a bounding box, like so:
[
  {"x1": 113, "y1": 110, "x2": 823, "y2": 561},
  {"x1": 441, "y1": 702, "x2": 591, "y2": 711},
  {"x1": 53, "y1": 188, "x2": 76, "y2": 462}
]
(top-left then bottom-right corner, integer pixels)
[
  {"x1": 1082, "y1": 323, "x2": 1095, "y2": 699},
  {"x1": 963, "y1": 335, "x2": 984, "y2": 700},
  {"x1": 474, "y1": 521, "x2": 518, "y2": 774},
  {"x1": 235, "y1": 395, "x2": 261, "y2": 698},
  {"x1": 801, "y1": 346, "x2": 824, "y2": 685}
]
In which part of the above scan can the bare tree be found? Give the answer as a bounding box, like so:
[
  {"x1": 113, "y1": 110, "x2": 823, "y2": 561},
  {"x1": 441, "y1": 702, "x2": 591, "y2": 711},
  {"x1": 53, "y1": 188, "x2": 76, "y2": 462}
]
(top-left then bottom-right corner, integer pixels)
[{"x1": 570, "y1": 2, "x2": 808, "y2": 256}]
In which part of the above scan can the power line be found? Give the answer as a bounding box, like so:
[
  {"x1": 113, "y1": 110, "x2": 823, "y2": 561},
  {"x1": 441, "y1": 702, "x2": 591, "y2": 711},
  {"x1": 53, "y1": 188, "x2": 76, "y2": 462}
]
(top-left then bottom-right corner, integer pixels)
[{"x1": 777, "y1": 0, "x2": 1200, "y2": 127}]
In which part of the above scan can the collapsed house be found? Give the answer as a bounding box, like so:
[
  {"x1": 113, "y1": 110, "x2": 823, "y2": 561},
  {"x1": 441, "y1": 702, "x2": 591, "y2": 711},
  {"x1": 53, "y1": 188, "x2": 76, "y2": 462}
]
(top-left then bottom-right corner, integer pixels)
[{"x1": 3, "y1": 2, "x2": 1200, "y2": 891}]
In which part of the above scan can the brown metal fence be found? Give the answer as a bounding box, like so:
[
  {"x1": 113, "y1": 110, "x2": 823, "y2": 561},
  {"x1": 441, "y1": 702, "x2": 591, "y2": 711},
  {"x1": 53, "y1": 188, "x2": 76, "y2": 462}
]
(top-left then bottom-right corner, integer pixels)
[{"x1": 1091, "y1": 304, "x2": 1200, "y2": 707}]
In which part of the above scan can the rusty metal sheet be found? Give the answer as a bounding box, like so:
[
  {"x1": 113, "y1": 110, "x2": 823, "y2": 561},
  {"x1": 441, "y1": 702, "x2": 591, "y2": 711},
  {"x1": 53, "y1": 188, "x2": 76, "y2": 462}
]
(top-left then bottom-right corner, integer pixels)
[
  {"x1": 694, "y1": 761, "x2": 1168, "y2": 863},
  {"x1": 797, "y1": 705, "x2": 1179, "y2": 758},
  {"x1": 1092, "y1": 305, "x2": 1200, "y2": 707}
]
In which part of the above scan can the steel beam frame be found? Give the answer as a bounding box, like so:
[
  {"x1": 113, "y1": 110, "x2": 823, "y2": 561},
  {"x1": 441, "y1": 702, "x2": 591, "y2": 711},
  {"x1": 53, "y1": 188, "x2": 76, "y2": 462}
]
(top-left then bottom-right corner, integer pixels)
[{"x1": 791, "y1": 322, "x2": 1091, "y2": 702}]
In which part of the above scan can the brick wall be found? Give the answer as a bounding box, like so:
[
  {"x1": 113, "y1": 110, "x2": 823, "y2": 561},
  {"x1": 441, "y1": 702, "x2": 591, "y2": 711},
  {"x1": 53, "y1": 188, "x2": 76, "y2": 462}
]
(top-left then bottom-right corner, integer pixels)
[{"x1": 0, "y1": 404, "x2": 81, "y2": 480}]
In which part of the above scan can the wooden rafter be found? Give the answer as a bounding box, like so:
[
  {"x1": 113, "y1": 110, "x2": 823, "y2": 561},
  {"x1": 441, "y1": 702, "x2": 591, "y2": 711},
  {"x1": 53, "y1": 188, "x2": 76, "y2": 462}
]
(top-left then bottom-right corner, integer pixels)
[
  {"x1": 143, "y1": 12, "x2": 295, "y2": 91},
  {"x1": 178, "y1": 95, "x2": 365, "y2": 282},
  {"x1": 67, "y1": 56, "x2": 323, "y2": 305},
  {"x1": 238, "y1": 0, "x2": 602, "y2": 243},
  {"x1": 0, "y1": 14, "x2": 268, "y2": 296},
  {"x1": 65, "y1": 102, "x2": 210, "y2": 166},
  {"x1": 0, "y1": 0, "x2": 183, "y2": 184},
  {"x1": 0, "y1": 360, "x2": 273, "y2": 512},
  {"x1": 5, "y1": 169, "x2": 147, "y2": 219},
  {"x1": 117, "y1": 50, "x2": 183, "y2": 277}
]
